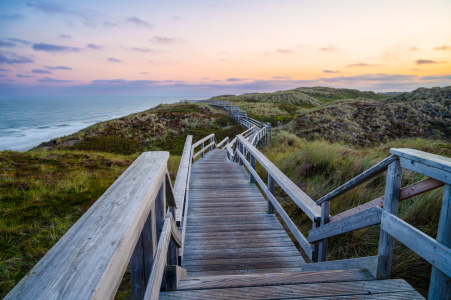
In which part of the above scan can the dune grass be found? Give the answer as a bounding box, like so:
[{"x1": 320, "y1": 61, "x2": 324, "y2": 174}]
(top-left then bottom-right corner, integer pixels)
[{"x1": 255, "y1": 132, "x2": 451, "y2": 296}]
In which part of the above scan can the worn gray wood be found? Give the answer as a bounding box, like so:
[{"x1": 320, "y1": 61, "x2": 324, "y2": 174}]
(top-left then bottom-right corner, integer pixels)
[
  {"x1": 160, "y1": 266, "x2": 187, "y2": 292},
  {"x1": 399, "y1": 157, "x2": 451, "y2": 185},
  {"x1": 178, "y1": 146, "x2": 193, "y2": 264},
  {"x1": 390, "y1": 148, "x2": 451, "y2": 173},
  {"x1": 191, "y1": 133, "x2": 214, "y2": 149},
  {"x1": 237, "y1": 135, "x2": 321, "y2": 221},
  {"x1": 381, "y1": 210, "x2": 451, "y2": 279},
  {"x1": 267, "y1": 174, "x2": 275, "y2": 214},
  {"x1": 130, "y1": 203, "x2": 157, "y2": 300},
  {"x1": 377, "y1": 159, "x2": 402, "y2": 280},
  {"x1": 143, "y1": 213, "x2": 180, "y2": 300},
  {"x1": 5, "y1": 152, "x2": 169, "y2": 300},
  {"x1": 309, "y1": 207, "x2": 383, "y2": 242},
  {"x1": 165, "y1": 171, "x2": 176, "y2": 208},
  {"x1": 155, "y1": 181, "x2": 166, "y2": 242},
  {"x1": 330, "y1": 177, "x2": 444, "y2": 223},
  {"x1": 318, "y1": 201, "x2": 330, "y2": 262},
  {"x1": 174, "y1": 136, "x2": 192, "y2": 226},
  {"x1": 429, "y1": 183, "x2": 451, "y2": 300},
  {"x1": 302, "y1": 256, "x2": 379, "y2": 278},
  {"x1": 236, "y1": 150, "x2": 314, "y2": 259},
  {"x1": 316, "y1": 155, "x2": 398, "y2": 205}
]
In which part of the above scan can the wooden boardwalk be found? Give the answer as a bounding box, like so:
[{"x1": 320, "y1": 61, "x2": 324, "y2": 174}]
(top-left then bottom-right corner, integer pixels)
[
  {"x1": 160, "y1": 149, "x2": 425, "y2": 299},
  {"x1": 182, "y1": 149, "x2": 305, "y2": 277}
]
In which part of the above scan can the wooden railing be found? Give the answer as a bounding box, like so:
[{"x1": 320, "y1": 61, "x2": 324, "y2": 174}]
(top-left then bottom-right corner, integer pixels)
[
  {"x1": 5, "y1": 152, "x2": 181, "y2": 300},
  {"x1": 306, "y1": 148, "x2": 451, "y2": 300}
]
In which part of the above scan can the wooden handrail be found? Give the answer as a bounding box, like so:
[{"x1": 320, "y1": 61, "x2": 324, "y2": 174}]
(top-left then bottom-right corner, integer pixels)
[
  {"x1": 237, "y1": 135, "x2": 321, "y2": 221},
  {"x1": 174, "y1": 136, "x2": 192, "y2": 226},
  {"x1": 330, "y1": 177, "x2": 444, "y2": 222},
  {"x1": 5, "y1": 152, "x2": 171, "y2": 300},
  {"x1": 191, "y1": 133, "x2": 214, "y2": 149},
  {"x1": 316, "y1": 155, "x2": 398, "y2": 205}
]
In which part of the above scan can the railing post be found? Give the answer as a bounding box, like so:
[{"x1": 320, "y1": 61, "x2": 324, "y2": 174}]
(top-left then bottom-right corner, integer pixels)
[
  {"x1": 269, "y1": 123, "x2": 272, "y2": 141},
  {"x1": 376, "y1": 159, "x2": 402, "y2": 279},
  {"x1": 200, "y1": 142, "x2": 204, "y2": 158},
  {"x1": 250, "y1": 154, "x2": 256, "y2": 183},
  {"x1": 267, "y1": 175, "x2": 275, "y2": 214},
  {"x1": 312, "y1": 218, "x2": 320, "y2": 262},
  {"x1": 428, "y1": 183, "x2": 451, "y2": 300},
  {"x1": 239, "y1": 141, "x2": 243, "y2": 166},
  {"x1": 318, "y1": 201, "x2": 330, "y2": 262},
  {"x1": 210, "y1": 136, "x2": 214, "y2": 150}
]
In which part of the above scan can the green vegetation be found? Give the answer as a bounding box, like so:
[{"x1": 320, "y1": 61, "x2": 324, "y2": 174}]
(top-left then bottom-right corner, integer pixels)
[
  {"x1": 74, "y1": 136, "x2": 141, "y2": 155},
  {"x1": 294, "y1": 87, "x2": 388, "y2": 104},
  {"x1": 256, "y1": 132, "x2": 451, "y2": 297}
]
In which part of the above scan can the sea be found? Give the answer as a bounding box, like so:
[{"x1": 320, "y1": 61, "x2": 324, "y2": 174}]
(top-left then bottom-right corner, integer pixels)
[{"x1": 0, "y1": 96, "x2": 203, "y2": 151}]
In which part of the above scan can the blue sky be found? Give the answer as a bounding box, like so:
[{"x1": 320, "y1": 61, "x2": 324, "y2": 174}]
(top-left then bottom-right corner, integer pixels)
[{"x1": 1, "y1": 0, "x2": 451, "y2": 96}]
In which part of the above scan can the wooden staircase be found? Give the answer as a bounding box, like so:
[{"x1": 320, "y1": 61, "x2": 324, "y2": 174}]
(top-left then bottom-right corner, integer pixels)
[{"x1": 161, "y1": 270, "x2": 422, "y2": 299}]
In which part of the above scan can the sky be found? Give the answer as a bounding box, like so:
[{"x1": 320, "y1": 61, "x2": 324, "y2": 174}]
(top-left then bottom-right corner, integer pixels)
[{"x1": 0, "y1": 0, "x2": 451, "y2": 96}]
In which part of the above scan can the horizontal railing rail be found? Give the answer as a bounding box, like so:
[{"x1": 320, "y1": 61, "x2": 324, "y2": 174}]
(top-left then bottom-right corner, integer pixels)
[{"x1": 307, "y1": 148, "x2": 451, "y2": 299}]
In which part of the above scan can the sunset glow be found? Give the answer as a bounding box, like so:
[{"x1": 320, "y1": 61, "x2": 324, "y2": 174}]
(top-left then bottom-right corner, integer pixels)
[{"x1": 1, "y1": 0, "x2": 450, "y2": 96}]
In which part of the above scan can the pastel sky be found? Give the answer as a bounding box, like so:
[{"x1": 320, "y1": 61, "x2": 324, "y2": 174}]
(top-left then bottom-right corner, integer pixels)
[{"x1": 1, "y1": 0, "x2": 451, "y2": 96}]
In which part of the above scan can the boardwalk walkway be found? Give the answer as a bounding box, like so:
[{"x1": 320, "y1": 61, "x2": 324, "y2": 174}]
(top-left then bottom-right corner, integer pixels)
[{"x1": 160, "y1": 149, "x2": 424, "y2": 299}]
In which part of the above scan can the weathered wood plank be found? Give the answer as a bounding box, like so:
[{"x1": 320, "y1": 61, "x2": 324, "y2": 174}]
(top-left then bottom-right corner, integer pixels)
[
  {"x1": 5, "y1": 152, "x2": 169, "y2": 300},
  {"x1": 308, "y1": 207, "x2": 383, "y2": 242},
  {"x1": 237, "y1": 135, "x2": 321, "y2": 220},
  {"x1": 316, "y1": 155, "x2": 398, "y2": 205},
  {"x1": 399, "y1": 157, "x2": 451, "y2": 184},
  {"x1": 160, "y1": 279, "x2": 416, "y2": 299},
  {"x1": 191, "y1": 133, "x2": 214, "y2": 149},
  {"x1": 177, "y1": 269, "x2": 375, "y2": 291},
  {"x1": 165, "y1": 171, "x2": 176, "y2": 208},
  {"x1": 330, "y1": 177, "x2": 445, "y2": 222},
  {"x1": 390, "y1": 148, "x2": 451, "y2": 173},
  {"x1": 182, "y1": 250, "x2": 301, "y2": 262},
  {"x1": 377, "y1": 159, "x2": 402, "y2": 280},
  {"x1": 429, "y1": 183, "x2": 451, "y2": 299},
  {"x1": 381, "y1": 210, "x2": 451, "y2": 279},
  {"x1": 302, "y1": 256, "x2": 379, "y2": 278},
  {"x1": 174, "y1": 135, "x2": 192, "y2": 226}
]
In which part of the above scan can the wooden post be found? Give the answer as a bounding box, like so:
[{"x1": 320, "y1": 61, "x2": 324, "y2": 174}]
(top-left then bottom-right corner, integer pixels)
[
  {"x1": 239, "y1": 142, "x2": 243, "y2": 166},
  {"x1": 312, "y1": 218, "x2": 320, "y2": 262},
  {"x1": 200, "y1": 142, "x2": 204, "y2": 158},
  {"x1": 130, "y1": 204, "x2": 157, "y2": 300},
  {"x1": 210, "y1": 137, "x2": 214, "y2": 151},
  {"x1": 250, "y1": 154, "x2": 256, "y2": 183},
  {"x1": 318, "y1": 201, "x2": 330, "y2": 262},
  {"x1": 428, "y1": 183, "x2": 451, "y2": 300},
  {"x1": 267, "y1": 174, "x2": 275, "y2": 214},
  {"x1": 376, "y1": 159, "x2": 402, "y2": 279},
  {"x1": 269, "y1": 123, "x2": 272, "y2": 141},
  {"x1": 155, "y1": 180, "x2": 166, "y2": 242}
]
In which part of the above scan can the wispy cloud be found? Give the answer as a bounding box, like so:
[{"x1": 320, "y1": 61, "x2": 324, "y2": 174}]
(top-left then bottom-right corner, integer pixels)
[
  {"x1": 45, "y1": 66, "x2": 72, "y2": 70},
  {"x1": 432, "y1": 44, "x2": 451, "y2": 51},
  {"x1": 420, "y1": 74, "x2": 451, "y2": 80},
  {"x1": 415, "y1": 59, "x2": 441, "y2": 65},
  {"x1": 323, "y1": 70, "x2": 340, "y2": 73},
  {"x1": 8, "y1": 38, "x2": 31, "y2": 45},
  {"x1": 131, "y1": 47, "x2": 154, "y2": 53},
  {"x1": 38, "y1": 77, "x2": 73, "y2": 83},
  {"x1": 32, "y1": 69, "x2": 51, "y2": 73},
  {"x1": 102, "y1": 21, "x2": 119, "y2": 28},
  {"x1": 149, "y1": 36, "x2": 184, "y2": 44},
  {"x1": 59, "y1": 34, "x2": 72, "y2": 39},
  {"x1": 26, "y1": 1, "x2": 94, "y2": 22},
  {"x1": 32, "y1": 43, "x2": 81, "y2": 53},
  {"x1": 0, "y1": 68, "x2": 12, "y2": 71},
  {"x1": 86, "y1": 43, "x2": 103, "y2": 50},
  {"x1": 277, "y1": 49, "x2": 294, "y2": 54},
  {"x1": 140, "y1": 72, "x2": 149, "y2": 74},
  {"x1": 17, "y1": 74, "x2": 35, "y2": 78},
  {"x1": 1, "y1": 14, "x2": 25, "y2": 21},
  {"x1": 226, "y1": 78, "x2": 248, "y2": 82},
  {"x1": 0, "y1": 40, "x2": 16, "y2": 47},
  {"x1": 107, "y1": 57, "x2": 121, "y2": 62},
  {"x1": 345, "y1": 62, "x2": 374, "y2": 68},
  {"x1": 321, "y1": 73, "x2": 416, "y2": 83},
  {"x1": 202, "y1": 77, "x2": 210, "y2": 80},
  {"x1": 126, "y1": 16, "x2": 153, "y2": 29},
  {"x1": 273, "y1": 76, "x2": 291, "y2": 80},
  {"x1": 319, "y1": 45, "x2": 338, "y2": 52},
  {"x1": 408, "y1": 47, "x2": 419, "y2": 51},
  {"x1": 0, "y1": 52, "x2": 34, "y2": 64}
]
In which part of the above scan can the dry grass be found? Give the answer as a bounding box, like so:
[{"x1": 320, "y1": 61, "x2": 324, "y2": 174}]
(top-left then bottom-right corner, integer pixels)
[{"x1": 256, "y1": 132, "x2": 451, "y2": 297}]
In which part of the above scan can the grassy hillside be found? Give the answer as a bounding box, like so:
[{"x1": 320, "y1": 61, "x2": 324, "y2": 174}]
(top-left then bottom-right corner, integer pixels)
[
  {"x1": 34, "y1": 102, "x2": 242, "y2": 155},
  {"x1": 257, "y1": 132, "x2": 451, "y2": 297},
  {"x1": 284, "y1": 86, "x2": 451, "y2": 146},
  {"x1": 294, "y1": 86, "x2": 388, "y2": 104}
]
